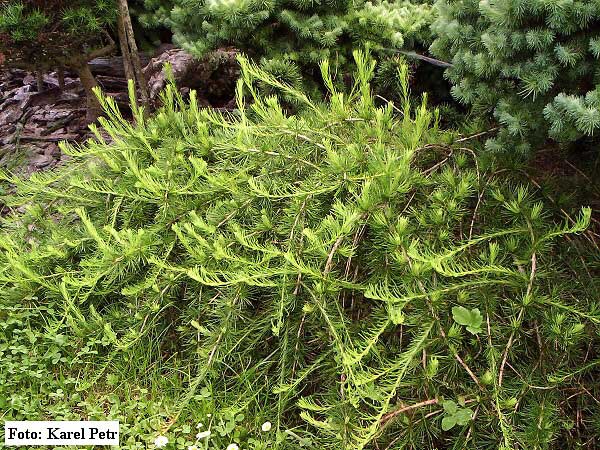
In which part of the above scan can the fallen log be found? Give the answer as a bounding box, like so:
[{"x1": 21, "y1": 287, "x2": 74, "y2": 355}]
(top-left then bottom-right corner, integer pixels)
[
  {"x1": 87, "y1": 54, "x2": 151, "y2": 78},
  {"x1": 18, "y1": 134, "x2": 79, "y2": 142}
]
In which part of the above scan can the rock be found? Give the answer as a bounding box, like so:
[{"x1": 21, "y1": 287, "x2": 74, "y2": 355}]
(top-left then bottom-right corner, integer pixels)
[
  {"x1": 0, "y1": 46, "x2": 240, "y2": 178},
  {"x1": 11, "y1": 85, "x2": 34, "y2": 103},
  {"x1": 0, "y1": 104, "x2": 23, "y2": 124},
  {"x1": 143, "y1": 47, "x2": 239, "y2": 107},
  {"x1": 22, "y1": 74, "x2": 36, "y2": 86},
  {"x1": 30, "y1": 153, "x2": 54, "y2": 169},
  {"x1": 44, "y1": 143, "x2": 60, "y2": 157},
  {"x1": 0, "y1": 133, "x2": 16, "y2": 146}
]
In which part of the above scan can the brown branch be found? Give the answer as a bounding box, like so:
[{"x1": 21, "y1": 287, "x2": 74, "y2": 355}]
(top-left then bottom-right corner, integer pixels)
[
  {"x1": 85, "y1": 41, "x2": 116, "y2": 63},
  {"x1": 380, "y1": 398, "x2": 439, "y2": 424},
  {"x1": 324, "y1": 236, "x2": 344, "y2": 276},
  {"x1": 498, "y1": 251, "x2": 536, "y2": 387},
  {"x1": 400, "y1": 249, "x2": 483, "y2": 390},
  {"x1": 455, "y1": 128, "x2": 499, "y2": 143},
  {"x1": 19, "y1": 134, "x2": 79, "y2": 142}
]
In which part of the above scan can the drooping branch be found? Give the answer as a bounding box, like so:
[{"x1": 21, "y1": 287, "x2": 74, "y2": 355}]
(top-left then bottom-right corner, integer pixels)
[
  {"x1": 64, "y1": 39, "x2": 116, "y2": 123},
  {"x1": 75, "y1": 63, "x2": 102, "y2": 123},
  {"x1": 85, "y1": 40, "x2": 117, "y2": 62}
]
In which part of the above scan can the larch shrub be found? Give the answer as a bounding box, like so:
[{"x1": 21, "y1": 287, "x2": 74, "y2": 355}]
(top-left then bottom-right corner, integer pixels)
[
  {"x1": 430, "y1": 0, "x2": 600, "y2": 154},
  {"x1": 1, "y1": 53, "x2": 599, "y2": 449}
]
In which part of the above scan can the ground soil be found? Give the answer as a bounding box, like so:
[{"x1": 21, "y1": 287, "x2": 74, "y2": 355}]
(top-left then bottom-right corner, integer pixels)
[{"x1": 0, "y1": 46, "x2": 238, "y2": 175}]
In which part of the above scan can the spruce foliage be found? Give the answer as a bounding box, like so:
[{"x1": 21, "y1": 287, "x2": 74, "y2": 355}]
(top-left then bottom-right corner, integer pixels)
[
  {"x1": 430, "y1": 0, "x2": 600, "y2": 153},
  {"x1": 159, "y1": 0, "x2": 433, "y2": 92},
  {"x1": 1, "y1": 53, "x2": 599, "y2": 449}
]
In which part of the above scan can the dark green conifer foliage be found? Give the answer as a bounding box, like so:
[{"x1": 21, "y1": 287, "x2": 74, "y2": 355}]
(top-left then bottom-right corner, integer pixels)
[
  {"x1": 159, "y1": 0, "x2": 433, "y2": 91},
  {"x1": 0, "y1": 0, "x2": 117, "y2": 120},
  {"x1": 430, "y1": 0, "x2": 600, "y2": 153},
  {"x1": 0, "y1": 0, "x2": 116, "y2": 69},
  {"x1": 0, "y1": 54, "x2": 598, "y2": 448}
]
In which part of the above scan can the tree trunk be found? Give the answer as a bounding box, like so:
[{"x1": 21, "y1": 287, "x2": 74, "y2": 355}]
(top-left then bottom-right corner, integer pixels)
[
  {"x1": 75, "y1": 63, "x2": 102, "y2": 123},
  {"x1": 36, "y1": 70, "x2": 44, "y2": 92},
  {"x1": 117, "y1": 13, "x2": 135, "y2": 83},
  {"x1": 57, "y1": 67, "x2": 65, "y2": 90},
  {"x1": 117, "y1": 0, "x2": 150, "y2": 113}
]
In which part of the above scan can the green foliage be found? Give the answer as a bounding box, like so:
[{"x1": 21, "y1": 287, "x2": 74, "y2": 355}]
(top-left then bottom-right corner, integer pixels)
[
  {"x1": 136, "y1": 0, "x2": 170, "y2": 30},
  {"x1": 0, "y1": 2, "x2": 49, "y2": 41},
  {"x1": 452, "y1": 305, "x2": 482, "y2": 334},
  {"x1": 430, "y1": 0, "x2": 600, "y2": 153},
  {"x1": 441, "y1": 400, "x2": 473, "y2": 431},
  {"x1": 0, "y1": 0, "x2": 116, "y2": 69},
  {"x1": 159, "y1": 0, "x2": 433, "y2": 91},
  {"x1": 0, "y1": 292, "x2": 199, "y2": 448},
  {"x1": 1, "y1": 52, "x2": 599, "y2": 449}
]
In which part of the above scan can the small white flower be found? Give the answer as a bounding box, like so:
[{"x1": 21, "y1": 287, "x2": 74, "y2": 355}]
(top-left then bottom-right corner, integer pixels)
[
  {"x1": 261, "y1": 421, "x2": 272, "y2": 432},
  {"x1": 226, "y1": 444, "x2": 239, "y2": 450},
  {"x1": 154, "y1": 435, "x2": 169, "y2": 448},
  {"x1": 206, "y1": 413, "x2": 212, "y2": 417},
  {"x1": 196, "y1": 430, "x2": 211, "y2": 440},
  {"x1": 196, "y1": 422, "x2": 204, "y2": 429},
  {"x1": 188, "y1": 446, "x2": 199, "y2": 450}
]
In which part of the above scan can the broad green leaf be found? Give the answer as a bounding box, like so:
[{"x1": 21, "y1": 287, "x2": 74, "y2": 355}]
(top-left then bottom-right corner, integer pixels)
[
  {"x1": 454, "y1": 408, "x2": 473, "y2": 425},
  {"x1": 442, "y1": 416, "x2": 457, "y2": 431},
  {"x1": 452, "y1": 306, "x2": 483, "y2": 334},
  {"x1": 442, "y1": 400, "x2": 458, "y2": 415}
]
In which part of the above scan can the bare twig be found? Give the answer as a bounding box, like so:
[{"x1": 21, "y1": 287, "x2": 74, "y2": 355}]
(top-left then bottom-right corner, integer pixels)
[
  {"x1": 498, "y1": 251, "x2": 536, "y2": 387},
  {"x1": 324, "y1": 236, "x2": 344, "y2": 276},
  {"x1": 401, "y1": 249, "x2": 483, "y2": 389},
  {"x1": 380, "y1": 398, "x2": 439, "y2": 424},
  {"x1": 455, "y1": 128, "x2": 499, "y2": 143}
]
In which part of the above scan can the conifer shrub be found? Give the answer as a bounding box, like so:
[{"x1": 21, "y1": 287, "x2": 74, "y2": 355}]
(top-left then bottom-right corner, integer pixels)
[
  {"x1": 0, "y1": 0, "x2": 117, "y2": 120},
  {"x1": 1, "y1": 53, "x2": 599, "y2": 449},
  {"x1": 430, "y1": 0, "x2": 600, "y2": 154},
  {"x1": 160, "y1": 0, "x2": 433, "y2": 93}
]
